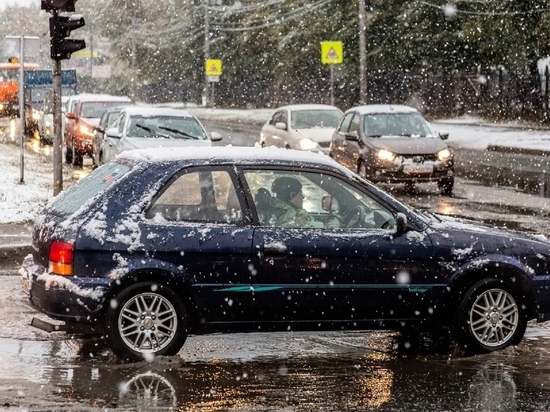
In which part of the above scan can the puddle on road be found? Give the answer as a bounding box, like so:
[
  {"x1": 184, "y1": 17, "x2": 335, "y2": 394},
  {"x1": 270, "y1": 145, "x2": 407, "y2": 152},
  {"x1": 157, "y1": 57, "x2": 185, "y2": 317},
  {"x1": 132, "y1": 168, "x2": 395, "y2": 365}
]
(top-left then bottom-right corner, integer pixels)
[{"x1": 2, "y1": 326, "x2": 550, "y2": 411}]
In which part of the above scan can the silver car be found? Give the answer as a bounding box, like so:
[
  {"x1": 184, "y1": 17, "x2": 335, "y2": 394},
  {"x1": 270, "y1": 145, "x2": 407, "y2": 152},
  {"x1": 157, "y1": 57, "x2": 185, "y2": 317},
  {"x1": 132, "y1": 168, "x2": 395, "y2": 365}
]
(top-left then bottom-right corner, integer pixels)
[
  {"x1": 100, "y1": 106, "x2": 222, "y2": 165},
  {"x1": 259, "y1": 104, "x2": 343, "y2": 154}
]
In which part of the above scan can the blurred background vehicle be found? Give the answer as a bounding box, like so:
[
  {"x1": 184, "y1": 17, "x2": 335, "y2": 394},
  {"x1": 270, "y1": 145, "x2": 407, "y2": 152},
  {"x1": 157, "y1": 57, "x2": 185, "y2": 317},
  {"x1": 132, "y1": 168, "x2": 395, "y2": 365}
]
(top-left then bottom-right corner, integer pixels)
[
  {"x1": 99, "y1": 106, "x2": 222, "y2": 165},
  {"x1": 329, "y1": 104, "x2": 454, "y2": 194},
  {"x1": 64, "y1": 93, "x2": 131, "y2": 167},
  {"x1": 259, "y1": 104, "x2": 343, "y2": 154},
  {"x1": 91, "y1": 104, "x2": 133, "y2": 168}
]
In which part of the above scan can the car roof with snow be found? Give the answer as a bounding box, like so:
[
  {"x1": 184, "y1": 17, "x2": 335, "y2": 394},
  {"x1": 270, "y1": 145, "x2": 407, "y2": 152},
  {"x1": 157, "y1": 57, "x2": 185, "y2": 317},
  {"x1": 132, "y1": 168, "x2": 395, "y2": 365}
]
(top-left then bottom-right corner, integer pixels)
[
  {"x1": 347, "y1": 104, "x2": 420, "y2": 115},
  {"x1": 118, "y1": 145, "x2": 354, "y2": 175},
  {"x1": 276, "y1": 104, "x2": 343, "y2": 112},
  {"x1": 117, "y1": 106, "x2": 196, "y2": 118},
  {"x1": 74, "y1": 93, "x2": 132, "y2": 103}
]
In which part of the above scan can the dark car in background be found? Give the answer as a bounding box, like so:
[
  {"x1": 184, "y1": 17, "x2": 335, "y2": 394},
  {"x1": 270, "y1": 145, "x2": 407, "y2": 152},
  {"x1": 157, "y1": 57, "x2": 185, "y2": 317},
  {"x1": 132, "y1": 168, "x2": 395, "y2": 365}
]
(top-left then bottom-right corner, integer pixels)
[
  {"x1": 329, "y1": 104, "x2": 454, "y2": 194},
  {"x1": 64, "y1": 93, "x2": 132, "y2": 167},
  {"x1": 20, "y1": 146, "x2": 550, "y2": 362}
]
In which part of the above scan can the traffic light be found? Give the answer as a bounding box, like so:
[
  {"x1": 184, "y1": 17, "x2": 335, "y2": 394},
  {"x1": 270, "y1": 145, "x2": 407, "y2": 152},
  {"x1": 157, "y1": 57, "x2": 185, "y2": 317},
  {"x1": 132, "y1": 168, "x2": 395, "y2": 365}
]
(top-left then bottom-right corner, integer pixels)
[
  {"x1": 49, "y1": 14, "x2": 86, "y2": 61},
  {"x1": 41, "y1": 0, "x2": 76, "y2": 12}
]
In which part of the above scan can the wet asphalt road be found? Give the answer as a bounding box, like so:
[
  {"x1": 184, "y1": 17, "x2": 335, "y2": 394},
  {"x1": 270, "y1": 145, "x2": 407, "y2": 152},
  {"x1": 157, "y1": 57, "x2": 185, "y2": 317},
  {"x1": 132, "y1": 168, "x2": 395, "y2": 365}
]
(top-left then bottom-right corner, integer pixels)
[{"x1": 2, "y1": 120, "x2": 550, "y2": 410}]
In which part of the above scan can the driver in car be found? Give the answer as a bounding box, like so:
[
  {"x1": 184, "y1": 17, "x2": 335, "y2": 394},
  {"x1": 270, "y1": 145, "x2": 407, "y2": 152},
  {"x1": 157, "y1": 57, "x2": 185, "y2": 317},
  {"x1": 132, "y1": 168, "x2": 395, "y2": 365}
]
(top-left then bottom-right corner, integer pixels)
[{"x1": 271, "y1": 177, "x2": 340, "y2": 228}]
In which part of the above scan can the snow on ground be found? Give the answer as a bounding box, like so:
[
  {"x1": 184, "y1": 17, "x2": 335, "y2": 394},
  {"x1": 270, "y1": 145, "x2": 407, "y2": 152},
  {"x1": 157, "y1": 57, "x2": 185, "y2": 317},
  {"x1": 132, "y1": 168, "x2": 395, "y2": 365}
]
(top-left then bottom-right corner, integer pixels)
[
  {"x1": 0, "y1": 138, "x2": 59, "y2": 224},
  {"x1": 1, "y1": 108, "x2": 550, "y2": 224}
]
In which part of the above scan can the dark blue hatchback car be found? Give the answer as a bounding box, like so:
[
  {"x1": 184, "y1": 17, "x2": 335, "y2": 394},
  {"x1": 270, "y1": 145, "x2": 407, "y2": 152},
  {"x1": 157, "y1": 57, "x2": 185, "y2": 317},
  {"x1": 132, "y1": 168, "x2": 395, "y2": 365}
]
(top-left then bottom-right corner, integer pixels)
[{"x1": 20, "y1": 146, "x2": 550, "y2": 361}]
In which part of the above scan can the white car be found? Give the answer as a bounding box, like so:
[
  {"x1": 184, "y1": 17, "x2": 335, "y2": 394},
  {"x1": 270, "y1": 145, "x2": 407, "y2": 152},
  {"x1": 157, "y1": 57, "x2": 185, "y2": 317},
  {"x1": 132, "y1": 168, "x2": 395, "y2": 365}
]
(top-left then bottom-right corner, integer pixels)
[
  {"x1": 259, "y1": 104, "x2": 343, "y2": 154},
  {"x1": 100, "y1": 106, "x2": 222, "y2": 165}
]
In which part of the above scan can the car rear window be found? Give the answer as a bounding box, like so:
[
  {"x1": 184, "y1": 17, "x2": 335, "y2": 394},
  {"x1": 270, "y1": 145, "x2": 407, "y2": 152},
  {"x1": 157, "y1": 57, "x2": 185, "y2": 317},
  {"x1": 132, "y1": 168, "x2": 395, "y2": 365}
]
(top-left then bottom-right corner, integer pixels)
[{"x1": 47, "y1": 163, "x2": 131, "y2": 216}]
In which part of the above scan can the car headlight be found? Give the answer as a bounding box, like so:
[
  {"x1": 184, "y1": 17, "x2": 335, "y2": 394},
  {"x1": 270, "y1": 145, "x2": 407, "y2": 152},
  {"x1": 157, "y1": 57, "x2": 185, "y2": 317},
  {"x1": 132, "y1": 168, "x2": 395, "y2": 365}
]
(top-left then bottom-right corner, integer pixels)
[
  {"x1": 79, "y1": 124, "x2": 94, "y2": 137},
  {"x1": 297, "y1": 138, "x2": 318, "y2": 151},
  {"x1": 377, "y1": 149, "x2": 396, "y2": 162},
  {"x1": 437, "y1": 148, "x2": 452, "y2": 161}
]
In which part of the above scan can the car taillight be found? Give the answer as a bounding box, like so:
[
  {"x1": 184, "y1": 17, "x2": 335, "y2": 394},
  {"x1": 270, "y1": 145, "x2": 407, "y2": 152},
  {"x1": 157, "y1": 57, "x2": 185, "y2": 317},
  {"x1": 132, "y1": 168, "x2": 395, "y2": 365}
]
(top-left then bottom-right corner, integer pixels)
[{"x1": 49, "y1": 241, "x2": 74, "y2": 276}]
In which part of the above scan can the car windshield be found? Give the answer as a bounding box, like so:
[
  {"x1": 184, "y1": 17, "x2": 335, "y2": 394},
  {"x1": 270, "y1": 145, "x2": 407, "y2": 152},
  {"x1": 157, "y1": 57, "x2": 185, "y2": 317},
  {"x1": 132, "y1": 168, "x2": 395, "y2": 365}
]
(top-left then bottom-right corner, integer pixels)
[
  {"x1": 81, "y1": 102, "x2": 129, "y2": 118},
  {"x1": 291, "y1": 109, "x2": 342, "y2": 129},
  {"x1": 127, "y1": 115, "x2": 207, "y2": 139},
  {"x1": 363, "y1": 113, "x2": 434, "y2": 137}
]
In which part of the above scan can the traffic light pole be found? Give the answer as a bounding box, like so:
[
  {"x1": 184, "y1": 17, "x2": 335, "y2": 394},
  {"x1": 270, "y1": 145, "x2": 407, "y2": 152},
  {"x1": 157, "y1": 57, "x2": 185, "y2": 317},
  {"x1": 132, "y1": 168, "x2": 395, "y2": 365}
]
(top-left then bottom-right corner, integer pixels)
[{"x1": 52, "y1": 11, "x2": 63, "y2": 195}]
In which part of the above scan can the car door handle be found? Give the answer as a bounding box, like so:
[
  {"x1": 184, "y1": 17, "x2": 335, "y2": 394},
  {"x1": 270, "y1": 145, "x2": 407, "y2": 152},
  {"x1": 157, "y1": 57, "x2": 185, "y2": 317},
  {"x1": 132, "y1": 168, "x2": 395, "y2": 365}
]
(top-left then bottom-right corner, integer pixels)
[{"x1": 264, "y1": 244, "x2": 287, "y2": 255}]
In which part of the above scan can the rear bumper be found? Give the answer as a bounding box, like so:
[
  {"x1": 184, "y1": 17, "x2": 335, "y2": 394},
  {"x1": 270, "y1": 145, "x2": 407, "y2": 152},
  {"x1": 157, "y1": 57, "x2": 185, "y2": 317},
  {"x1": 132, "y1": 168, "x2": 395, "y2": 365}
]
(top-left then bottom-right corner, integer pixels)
[{"x1": 20, "y1": 256, "x2": 111, "y2": 324}]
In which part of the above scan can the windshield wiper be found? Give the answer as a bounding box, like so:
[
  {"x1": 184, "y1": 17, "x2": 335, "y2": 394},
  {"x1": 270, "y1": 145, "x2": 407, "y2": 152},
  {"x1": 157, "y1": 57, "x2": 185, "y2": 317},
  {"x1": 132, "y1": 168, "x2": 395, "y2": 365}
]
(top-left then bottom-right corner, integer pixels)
[
  {"x1": 158, "y1": 126, "x2": 199, "y2": 139},
  {"x1": 135, "y1": 123, "x2": 171, "y2": 139}
]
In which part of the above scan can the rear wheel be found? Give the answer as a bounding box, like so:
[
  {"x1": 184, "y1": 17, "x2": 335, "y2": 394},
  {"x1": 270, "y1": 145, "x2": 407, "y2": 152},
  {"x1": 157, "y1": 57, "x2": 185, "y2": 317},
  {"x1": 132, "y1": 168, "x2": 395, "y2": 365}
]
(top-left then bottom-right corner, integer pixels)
[
  {"x1": 453, "y1": 278, "x2": 527, "y2": 354},
  {"x1": 65, "y1": 144, "x2": 73, "y2": 163},
  {"x1": 105, "y1": 281, "x2": 189, "y2": 362}
]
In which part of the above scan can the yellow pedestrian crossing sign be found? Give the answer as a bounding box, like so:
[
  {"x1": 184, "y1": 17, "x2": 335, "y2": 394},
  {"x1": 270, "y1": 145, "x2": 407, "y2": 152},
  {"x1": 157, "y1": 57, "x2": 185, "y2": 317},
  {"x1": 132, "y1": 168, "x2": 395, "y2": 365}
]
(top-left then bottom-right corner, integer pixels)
[
  {"x1": 205, "y1": 59, "x2": 222, "y2": 76},
  {"x1": 321, "y1": 41, "x2": 343, "y2": 64}
]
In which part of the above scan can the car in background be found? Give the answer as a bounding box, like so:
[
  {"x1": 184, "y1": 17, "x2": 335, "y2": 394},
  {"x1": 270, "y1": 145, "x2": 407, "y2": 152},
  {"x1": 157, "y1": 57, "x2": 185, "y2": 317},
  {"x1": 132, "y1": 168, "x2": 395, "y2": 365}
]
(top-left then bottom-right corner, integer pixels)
[
  {"x1": 38, "y1": 94, "x2": 71, "y2": 145},
  {"x1": 64, "y1": 94, "x2": 132, "y2": 167},
  {"x1": 98, "y1": 106, "x2": 222, "y2": 165},
  {"x1": 329, "y1": 104, "x2": 454, "y2": 194},
  {"x1": 259, "y1": 104, "x2": 343, "y2": 154},
  {"x1": 91, "y1": 104, "x2": 132, "y2": 168},
  {"x1": 19, "y1": 146, "x2": 550, "y2": 361}
]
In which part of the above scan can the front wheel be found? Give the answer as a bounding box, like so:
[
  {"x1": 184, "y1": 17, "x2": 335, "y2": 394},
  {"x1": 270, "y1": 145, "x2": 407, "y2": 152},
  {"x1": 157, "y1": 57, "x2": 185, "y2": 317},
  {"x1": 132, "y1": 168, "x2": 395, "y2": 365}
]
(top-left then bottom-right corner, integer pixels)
[
  {"x1": 454, "y1": 278, "x2": 527, "y2": 354},
  {"x1": 105, "y1": 282, "x2": 189, "y2": 362}
]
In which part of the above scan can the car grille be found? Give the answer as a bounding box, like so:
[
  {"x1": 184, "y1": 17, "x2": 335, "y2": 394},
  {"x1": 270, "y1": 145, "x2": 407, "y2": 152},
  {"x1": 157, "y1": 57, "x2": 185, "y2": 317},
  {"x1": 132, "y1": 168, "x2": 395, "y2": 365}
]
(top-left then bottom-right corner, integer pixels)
[{"x1": 318, "y1": 141, "x2": 331, "y2": 148}]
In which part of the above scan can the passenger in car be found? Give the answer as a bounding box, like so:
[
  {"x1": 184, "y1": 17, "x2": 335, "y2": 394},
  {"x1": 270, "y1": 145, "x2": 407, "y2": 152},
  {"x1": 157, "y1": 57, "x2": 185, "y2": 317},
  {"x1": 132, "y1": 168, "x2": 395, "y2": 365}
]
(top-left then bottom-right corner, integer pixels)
[{"x1": 271, "y1": 177, "x2": 340, "y2": 228}]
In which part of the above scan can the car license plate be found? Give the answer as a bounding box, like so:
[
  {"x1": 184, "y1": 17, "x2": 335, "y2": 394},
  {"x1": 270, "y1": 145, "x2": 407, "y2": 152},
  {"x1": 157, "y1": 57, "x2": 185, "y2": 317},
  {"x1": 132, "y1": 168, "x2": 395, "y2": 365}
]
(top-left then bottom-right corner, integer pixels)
[{"x1": 403, "y1": 164, "x2": 433, "y2": 174}]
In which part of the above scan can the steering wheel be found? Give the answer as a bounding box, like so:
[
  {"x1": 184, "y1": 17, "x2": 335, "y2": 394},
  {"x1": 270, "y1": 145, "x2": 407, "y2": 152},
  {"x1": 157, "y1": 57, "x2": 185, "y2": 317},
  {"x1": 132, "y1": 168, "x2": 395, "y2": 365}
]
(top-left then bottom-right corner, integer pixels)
[{"x1": 342, "y1": 205, "x2": 369, "y2": 228}]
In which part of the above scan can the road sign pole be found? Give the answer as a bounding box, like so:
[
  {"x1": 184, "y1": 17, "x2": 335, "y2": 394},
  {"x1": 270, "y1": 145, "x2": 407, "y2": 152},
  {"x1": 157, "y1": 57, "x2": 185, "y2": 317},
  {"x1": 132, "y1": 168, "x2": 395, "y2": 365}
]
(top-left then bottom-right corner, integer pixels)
[
  {"x1": 52, "y1": 20, "x2": 63, "y2": 195},
  {"x1": 18, "y1": 34, "x2": 25, "y2": 184},
  {"x1": 330, "y1": 65, "x2": 334, "y2": 106}
]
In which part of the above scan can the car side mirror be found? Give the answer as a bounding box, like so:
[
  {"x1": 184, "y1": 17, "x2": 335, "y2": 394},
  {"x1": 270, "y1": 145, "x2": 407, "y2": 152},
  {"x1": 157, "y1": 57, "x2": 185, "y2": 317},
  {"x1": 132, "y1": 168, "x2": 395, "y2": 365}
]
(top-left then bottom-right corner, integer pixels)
[
  {"x1": 439, "y1": 131, "x2": 449, "y2": 140},
  {"x1": 321, "y1": 195, "x2": 339, "y2": 213},
  {"x1": 275, "y1": 121, "x2": 287, "y2": 131},
  {"x1": 395, "y1": 212, "x2": 408, "y2": 234},
  {"x1": 210, "y1": 131, "x2": 222, "y2": 142},
  {"x1": 344, "y1": 131, "x2": 359, "y2": 141},
  {"x1": 66, "y1": 112, "x2": 76, "y2": 120},
  {"x1": 105, "y1": 127, "x2": 121, "y2": 139}
]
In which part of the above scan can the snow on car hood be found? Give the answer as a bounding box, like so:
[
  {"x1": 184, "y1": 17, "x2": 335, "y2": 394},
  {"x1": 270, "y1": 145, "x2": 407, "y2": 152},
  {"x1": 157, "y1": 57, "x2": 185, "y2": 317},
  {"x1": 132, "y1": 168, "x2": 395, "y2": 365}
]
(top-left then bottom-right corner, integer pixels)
[
  {"x1": 295, "y1": 128, "x2": 335, "y2": 143},
  {"x1": 430, "y1": 213, "x2": 550, "y2": 246},
  {"x1": 369, "y1": 136, "x2": 448, "y2": 154},
  {"x1": 119, "y1": 137, "x2": 213, "y2": 151}
]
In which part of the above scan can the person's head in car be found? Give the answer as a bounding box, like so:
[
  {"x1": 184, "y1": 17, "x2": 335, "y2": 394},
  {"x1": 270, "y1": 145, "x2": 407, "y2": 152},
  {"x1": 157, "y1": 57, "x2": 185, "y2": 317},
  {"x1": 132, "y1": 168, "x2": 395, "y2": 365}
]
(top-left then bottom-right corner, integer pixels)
[{"x1": 272, "y1": 176, "x2": 304, "y2": 209}]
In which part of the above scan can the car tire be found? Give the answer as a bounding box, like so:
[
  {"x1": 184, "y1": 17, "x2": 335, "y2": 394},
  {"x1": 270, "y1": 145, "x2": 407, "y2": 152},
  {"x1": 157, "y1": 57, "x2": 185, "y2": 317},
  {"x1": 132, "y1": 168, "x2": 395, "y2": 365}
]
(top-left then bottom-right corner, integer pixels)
[
  {"x1": 454, "y1": 278, "x2": 527, "y2": 354},
  {"x1": 105, "y1": 281, "x2": 189, "y2": 362},
  {"x1": 65, "y1": 144, "x2": 73, "y2": 164},
  {"x1": 73, "y1": 151, "x2": 84, "y2": 168},
  {"x1": 438, "y1": 177, "x2": 454, "y2": 195}
]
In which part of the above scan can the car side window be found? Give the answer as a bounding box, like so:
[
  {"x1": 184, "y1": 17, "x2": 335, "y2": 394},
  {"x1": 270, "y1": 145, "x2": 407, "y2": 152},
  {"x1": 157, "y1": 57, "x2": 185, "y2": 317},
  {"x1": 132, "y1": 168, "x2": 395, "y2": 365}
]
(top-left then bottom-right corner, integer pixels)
[
  {"x1": 146, "y1": 169, "x2": 242, "y2": 224},
  {"x1": 338, "y1": 113, "x2": 354, "y2": 133},
  {"x1": 348, "y1": 114, "x2": 361, "y2": 134},
  {"x1": 269, "y1": 111, "x2": 282, "y2": 125},
  {"x1": 243, "y1": 169, "x2": 395, "y2": 230}
]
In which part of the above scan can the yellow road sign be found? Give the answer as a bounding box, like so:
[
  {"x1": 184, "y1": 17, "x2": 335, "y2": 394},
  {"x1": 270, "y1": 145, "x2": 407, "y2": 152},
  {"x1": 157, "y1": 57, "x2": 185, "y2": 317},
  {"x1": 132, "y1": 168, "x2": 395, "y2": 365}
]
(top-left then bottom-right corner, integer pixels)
[
  {"x1": 321, "y1": 41, "x2": 343, "y2": 64},
  {"x1": 205, "y1": 59, "x2": 222, "y2": 76}
]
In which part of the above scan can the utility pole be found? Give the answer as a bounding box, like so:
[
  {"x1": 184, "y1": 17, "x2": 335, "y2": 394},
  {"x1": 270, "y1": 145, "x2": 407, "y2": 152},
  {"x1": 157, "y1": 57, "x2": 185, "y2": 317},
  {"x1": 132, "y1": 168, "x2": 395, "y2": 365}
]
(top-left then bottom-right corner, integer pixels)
[
  {"x1": 204, "y1": 1, "x2": 210, "y2": 107},
  {"x1": 18, "y1": 34, "x2": 25, "y2": 184},
  {"x1": 358, "y1": 0, "x2": 367, "y2": 104}
]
